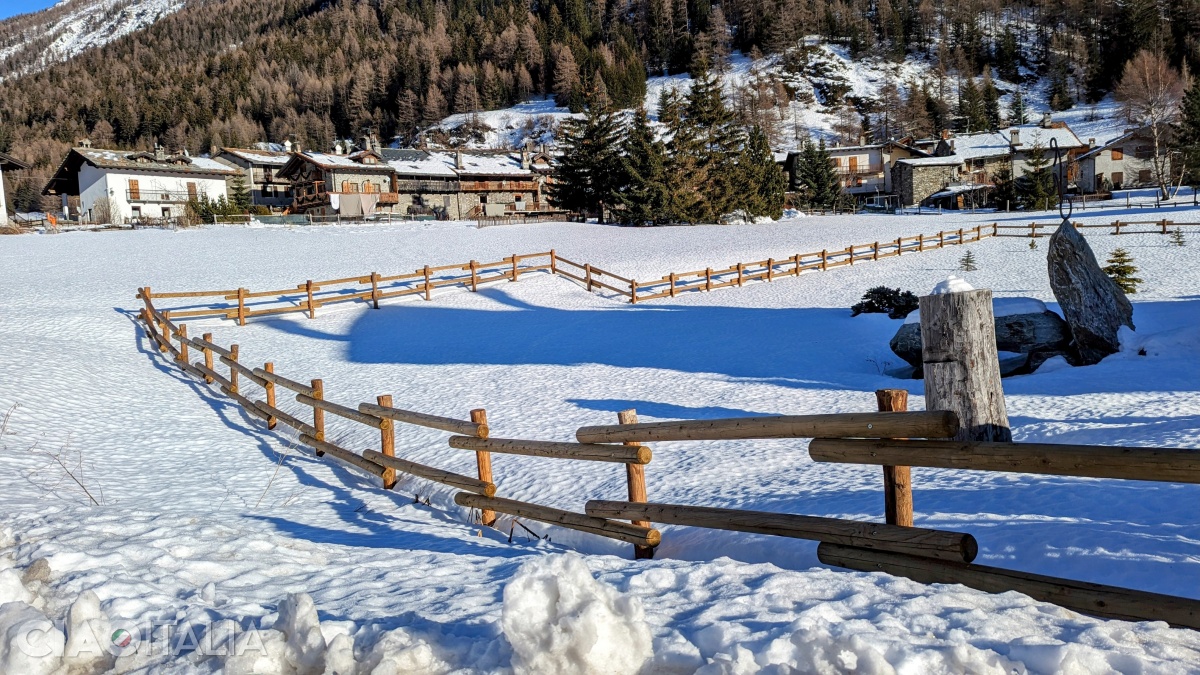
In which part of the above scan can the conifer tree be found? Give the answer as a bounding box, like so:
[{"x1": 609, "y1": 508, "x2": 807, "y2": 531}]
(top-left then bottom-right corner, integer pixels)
[
  {"x1": 615, "y1": 107, "x2": 670, "y2": 225},
  {"x1": 1178, "y1": 81, "x2": 1200, "y2": 186},
  {"x1": 793, "y1": 139, "x2": 842, "y2": 209},
  {"x1": 228, "y1": 173, "x2": 251, "y2": 212},
  {"x1": 548, "y1": 88, "x2": 624, "y2": 221},
  {"x1": 957, "y1": 78, "x2": 987, "y2": 132},
  {"x1": 1029, "y1": 238, "x2": 1038, "y2": 250},
  {"x1": 1009, "y1": 88, "x2": 1028, "y2": 125},
  {"x1": 1103, "y1": 248, "x2": 1142, "y2": 293},
  {"x1": 958, "y1": 249, "x2": 979, "y2": 271},
  {"x1": 1017, "y1": 140, "x2": 1056, "y2": 210},
  {"x1": 982, "y1": 73, "x2": 1002, "y2": 130},
  {"x1": 684, "y1": 61, "x2": 745, "y2": 219},
  {"x1": 1169, "y1": 228, "x2": 1186, "y2": 246},
  {"x1": 736, "y1": 125, "x2": 787, "y2": 219},
  {"x1": 1048, "y1": 62, "x2": 1073, "y2": 111},
  {"x1": 658, "y1": 88, "x2": 706, "y2": 223}
]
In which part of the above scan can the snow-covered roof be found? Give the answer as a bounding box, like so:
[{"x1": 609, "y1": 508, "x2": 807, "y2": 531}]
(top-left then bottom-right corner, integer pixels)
[
  {"x1": 431, "y1": 151, "x2": 533, "y2": 177},
  {"x1": 947, "y1": 124, "x2": 1086, "y2": 160},
  {"x1": 220, "y1": 147, "x2": 292, "y2": 166},
  {"x1": 1076, "y1": 127, "x2": 1150, "y2": 160},
  {"x1": 897, "y1": 155, "x2": 962, "y2": 167},
  {"x1": 387, "y1": 151, "x2": 458, "y2": 178},
  {"x1": 295, "y1": 151, "x2": 393, "y2": 171},
  {"x1": 71, "y1": 147, "x2": 238, "y2": 175},
  {"x1": 927, "y1": 182, "x2": 990, "y2": 198}
]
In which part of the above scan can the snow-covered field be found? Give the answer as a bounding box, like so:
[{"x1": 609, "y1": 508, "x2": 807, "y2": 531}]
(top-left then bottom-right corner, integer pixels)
[{"x1": 2, "y1": 205, "x2": 1200, "y2": 673}]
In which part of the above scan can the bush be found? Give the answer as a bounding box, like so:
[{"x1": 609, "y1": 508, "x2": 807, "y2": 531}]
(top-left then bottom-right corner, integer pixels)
[{"x1": 851, "y1": 286, "x2": 919, "y2": 319}]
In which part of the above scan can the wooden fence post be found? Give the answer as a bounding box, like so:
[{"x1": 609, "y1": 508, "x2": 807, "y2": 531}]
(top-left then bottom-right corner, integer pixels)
[
  {"x1": 228, "y1": 344, "x2": 239, "y2": 393},
  {"x1": 849, "y1": 245, "x2": 855, "y2": 265},
  {"x1": 957, "y1": 227, "x2": 964, "y2": 243},
  {"x1": 938, "y1": 231, "x2": 945, "y2": 247},
  {"x1": 510, "y1": 254, "x2": 519, "y2": 282},
  {"x1": 306, "y1": 280, "x2": 316, "y2": 319},
  {"x1": 423, "y1": 266, "x2": 432, "y2": 301},
  {"x1": 377, "y1": 395, "x2": 396, "y2": 490},
  {"x1": 585, "y1": 264, "x2": 594, "y2": 292},
  {"x1": 201, "y1": 333, "x2": 215, "y2": 383},
  {"x1": 895, "y1": 237, "x2": 902, "y2": 255},
  {"x1": 311, "y1": 379, "x2": 325, "y2": 454},
  {"x1": 919, "y1": 289, "x2": 1011, "y2": 442},
  {"x1": 370, "y1": 273, "x2": 380, "y2": 309},
  {"x1": 619, "y1": 409, "x2": 654, "y2": 560},
  {"x1": 177, "y1": 324, "x2": 189, "y2": 363},
  {"x1": 767, "y1": 258, "x2": 774, "y2": 281},
  {"x1": 669, "y1": 272, "x2": 677, "y2": 297},
  {"x1": 876, "y1": 389, "x2": 913, "y2": 527},
  {"x1": 549, "y1": 249, "x2": 557, "y2": 274},
  {"x1": 471, "y1": 409, "x2": 496, "y2": 526},
  {"x1": 974, "y1": 225, "x2": 982, "y2": 240},
  {"x1": 736, "y1": 262, "x2": 744, "y2": 287},
  {"x1": 264, "y1": 362, "x2": 277, "y2": 430},
  {"x1": 873, "y1": 242, "x2": 880, "y2": 261},
  {"x1": 630, "y1": 280, "x2": 638, "y2": 304},
  {"x1": 470, "y1": 261, "x2": 479, "y2": 291},
  {"x1": 156, "y1": 316, "x2": 168, "y2": 353},
  {"x1": 237, "y1": 288, "x2": 247, "y2": 326},
  {"x1": 792, "y1": 254, "x2": 801, "y2": 276},
  {"x1": 705, "y1": 267, "x2": 713, "y2": 291},
  {"x1": 821, "y1": 249, "x2": 828, "y2": 271}
]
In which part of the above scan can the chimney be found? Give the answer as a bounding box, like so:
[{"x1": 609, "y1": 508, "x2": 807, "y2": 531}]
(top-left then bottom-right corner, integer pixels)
[
  {"x1": 1041, "y1": 112, "x2": 1052, "y2": 128},
  {"x1": 949, "y1": 140, "x2": 956, "y2": 151},
  {"x1": 334, "y1": 141, "x2": 344, "y2": 155},
  {"x1": 154, "y1": 143, "x2": 165, "y2": 161},
  {"x1": 284, "y1": 139, "x2": 293, "y2": 153},
  {"x1": 1010, "y1": 129, "x2": 1020, "y2": 146},
  {"x1": 455, "y1": 149, "x2": 464, "y2": 170},
  {"x1": 78, "y1": 138, "x2": 92, "y2": 148},
  {"x1": 521, "y1": 148, "x2": 530, "y2": 170},
  {"x1": 1088, "y1": 138, "x2": 1095, "y2": 148}
]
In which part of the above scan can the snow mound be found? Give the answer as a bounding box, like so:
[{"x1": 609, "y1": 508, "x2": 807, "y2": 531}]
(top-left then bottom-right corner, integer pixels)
[
  {"x1": 501, "y1": 553, "x2": 652, "y2": 675},
  {"x1": 930, "y1": 275, "x2": 975, "y2": 295},
  {"x1": 0, "y1": 601, "x2": 64, "y2": 675},
  {"x1": 906, "y1": 296, "x2": 1051, "y2": 324},
  {"x1": 63, "y1": 589, "x2": 112, "y2": 670},
  {"x1": 1120, "y1": 324, "x2": 1200, "y2": 357}
]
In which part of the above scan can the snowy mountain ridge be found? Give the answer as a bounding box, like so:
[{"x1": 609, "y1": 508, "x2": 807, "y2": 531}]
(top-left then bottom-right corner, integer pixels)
[{"x1": 0, "y1": 0, "x2": 183, "y2": 81}]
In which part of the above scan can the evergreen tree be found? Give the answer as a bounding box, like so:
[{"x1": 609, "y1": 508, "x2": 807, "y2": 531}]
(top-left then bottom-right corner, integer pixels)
[
  {"x1": 13, "y1": 177, "x2": 42, "y2": 213},
  {"x1": 684, "y1": 62, "x2": 745, "y2": 219},
  {"x1": 1103, "y1": 248, "x2": 1142, "y2": 293},
  {"x1": 793, "y1": 139, "x2": 842, "y2": 209},
  {"x1": 991, "y1": 166, "x2": 1018, "y2": 210},
  {"x1": 657, "y1": 88, "x2": 706, "y2": 223},
  {"x1": 1009, "y1": 88, "x2": 1028, "y2": 125},
  {"x1": 1048, "y1": 62, "x2": 1073, "y2": 111},
  {"x1": 228, "y1": 172, "x2": 251, "y2": 212},
  {"x1": 548, "y1": 91, "x2": 624, "y2": 221},
  {"x1": 982, "y1": 73, "x2": 1002, "y2": 130},
  {"x1": 735, "y1": 125, "x2": 787, "y2": 219},
  {"x1": 959, "y1": 249, "x2": 979, "y2": 272},
  {"x1": 1177, "y1": 82, "x2": 1200, "y2": 186},
  {"x1": 995, "y1": 28, "x2": 1021, "y2": 83},
  {"x1": 615, "y1": 107, "x2": 670, "y2": 225},
  {"x1": 1029, "y1": 238, "x2": 1038, "y2": 250},
  {"x1": 1169, "y1": 228, "x2": 1186, "y2": 246},
  {"x1": 1017, "y1": 140, "x2": 1056, "y2": 210},
  {"x1": 957, "y1": 78, "x2": 987, "y2": 132}
]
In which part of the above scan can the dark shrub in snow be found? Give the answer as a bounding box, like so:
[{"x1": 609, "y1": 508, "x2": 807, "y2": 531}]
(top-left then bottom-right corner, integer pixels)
[{"x1": 851, "y1": 286, "x2": 919, "y2": 319}]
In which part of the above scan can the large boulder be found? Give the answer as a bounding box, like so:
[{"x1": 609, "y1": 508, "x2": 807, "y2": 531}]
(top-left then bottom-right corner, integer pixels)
[
  {"x1": 1047, "y1": 220, "x2": 1134, "y2": 364},
  {"x1": 891, "y1": 297, "x2": 1074, "y2": 378}
]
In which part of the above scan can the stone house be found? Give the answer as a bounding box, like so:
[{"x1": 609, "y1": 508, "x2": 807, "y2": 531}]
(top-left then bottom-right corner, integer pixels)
[
  {"x1": 215, "y1": 146, "x2": 294, "y2": 209},
  {"x1": 42, "y1": 143, "x2": 236, "y2": 224},
  {"x1": 933, "y1": 114, "x2": 1087, "y2": 184},
  {"x1": 1075, "y1": 128, "x2": 1167, "y2": 193},
  {"x1": 276, "y1": 149, "x2": 400, "y2": 217},
  {"x1": 891, "y1": 155, "x2": 963, "y2": 206}
]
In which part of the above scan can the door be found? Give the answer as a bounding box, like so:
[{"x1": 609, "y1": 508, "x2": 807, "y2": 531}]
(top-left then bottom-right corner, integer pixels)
[
  {"x1": 848, "y1": 156, "x2": 858, "y2": 173},
  {"x1": 128, "y1": 179, "x2": 140, "y2": 201}
]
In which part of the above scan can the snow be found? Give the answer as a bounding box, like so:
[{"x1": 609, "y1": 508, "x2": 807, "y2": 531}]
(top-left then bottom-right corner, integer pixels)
[
  {"x1": 1, "y1": 204, "x2": 1200, "y2": 671},
  {"x1": 930, "y1": 274, "x2": 976, "y2": 295},
  {"x1": 905, "y1": 284, "x2": 1049, "y2": 324}
]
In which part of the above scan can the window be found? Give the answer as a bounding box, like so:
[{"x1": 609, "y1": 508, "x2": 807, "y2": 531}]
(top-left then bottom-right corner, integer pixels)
[
  {"x1": 1112, "y1": 171, "x2": 1124, "y2": 187},
  {"x1": 131, "y1": 206, "x2": 141, "y2": 220},
  {"x1": 1138, "y1": 169, "x2": 1152, "y2": 183},
  {"x1": 163, "y1": 207, "x2": 172, "y2": 219},
  {"x1": 479, "y1": 194, "x2": 488, "y2": 204},
  {"x1": 264, "y1": 185, "x2": 274, "y2": 197},
  {"x1": 1111, "y1": 147, "x2": 1124, "y2": 161},
  {"x1": 363, "y1": 181, "x2": 376, "y2": 193},
  {"x1": 128, "y1": 179, "x2": 140, "y2": 200}
]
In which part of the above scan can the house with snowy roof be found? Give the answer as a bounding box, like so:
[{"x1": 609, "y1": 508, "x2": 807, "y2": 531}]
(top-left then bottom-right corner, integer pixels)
[
  {"x1": 42, "y1": 142, "x2": 237, "y2": 224},
  {"x1": 275, "y1": 145, "x2": 399, "y2": 217},
  {"x1": 932, "y1": 113, "x2": 1087, "y2": 185},
  {"x1": 1075, "y1": 128, "x2": 1168, "y2": 193},
  {"x1": 821, "y1": 139, "x2": 932, "y2": 197},
  {"x1": 215, "y1": 145, "x2": 295, "y2": 210}
]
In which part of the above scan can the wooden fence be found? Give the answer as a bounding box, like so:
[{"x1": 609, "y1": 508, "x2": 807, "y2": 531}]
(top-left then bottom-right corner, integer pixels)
[
  {"x1": 994, "y1": 219, "x2": 1200, "y2": 238},
  {"x1": 144, "y1": 225, "x2": 997, "y2": 320}
]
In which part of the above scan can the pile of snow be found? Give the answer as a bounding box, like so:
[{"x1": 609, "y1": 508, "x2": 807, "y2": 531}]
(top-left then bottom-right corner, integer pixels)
[{"x1": 502, "y1": 553, "x2": 653, "y2": 674}]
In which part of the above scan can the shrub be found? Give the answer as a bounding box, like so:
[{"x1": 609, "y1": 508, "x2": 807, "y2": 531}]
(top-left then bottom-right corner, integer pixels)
[
  {"x1": 851, "y1": 286, "x2": 919, "y2": 319},
  {"x1": 1103, "y1": 248, "x2": 1142, "y2": 294}
]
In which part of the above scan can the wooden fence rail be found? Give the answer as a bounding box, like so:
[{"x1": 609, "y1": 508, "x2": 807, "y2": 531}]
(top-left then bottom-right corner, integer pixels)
[{"x1": 994, "y1": 220, "x2": 1200, "y2": 238}]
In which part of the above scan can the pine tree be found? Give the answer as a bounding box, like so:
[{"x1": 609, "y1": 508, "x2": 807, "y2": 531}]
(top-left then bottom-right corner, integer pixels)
[
  {"x1": 1029, "y1": 238, "x2": 1038, "y2": 250},
  {"x1": 684, "y1": 62, "x2": 745, "y2": 219},
  {"x1": 615, "y1": 107, "x2": 670, "y2": 225},
  {"x1": 991, "y1": 166, "x2": 1019, "y2": 210},
  {"x1": 1103, "y1": 248, "x2": 1142, "y2": 293},
  {"x1": 1169, "y1": 228, "x2": 1186, "y2": 246},
  {"x1": 982, "y1": 73, "x2": 1002, "y2": 130},
  {"x1": 959, "y1": 249, "x2": 978, "y2": 272},
  {"x1": 1048, "y1": 62, "x2": 1073, "y2": 111},
  {"x1": 1009, "y1": 88, "x2": 1028, "y2": 125},
  {"x1": 658, "y1": 88, "x2": 706, "y2": 224},
  {"x1": 735, "y1": 125, "x2": 787, "y2": 219},
  {"x1": 996, "y1": 28, "x2": 1021, "y2": 82},
  {"x1": 1178, "y1": 82, "x2": 1200, "y2": 186},
  {"x1": 957, "y1": 78, "x2": 987, "y2": 132},
  {"x1": 228, "y1": 173, "x2": 251, "y2": 212},
  {"x1": 1017, "y1": 140, "x2": 1056, "y2": 210},
  {"x1": 548, "y1": 90, "x2": 624, "y2": 221},
  {"x1": 793, "y1": 139, "x2": 842, "y2": 209}
]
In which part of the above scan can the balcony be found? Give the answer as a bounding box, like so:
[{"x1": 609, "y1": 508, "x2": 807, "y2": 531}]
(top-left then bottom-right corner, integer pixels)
[
  {"x1": 126, "y1": 190, "x2": 205, "y2": 203},
  {"x1": 395, "y1": 179, "x2": 461, "y2": 193},
  {"x1": 460, "y1": 179, "x2": 540, "y2": 192},
  {"x1": 834, "y1": 164, "x2": 885, "y2": 176}
]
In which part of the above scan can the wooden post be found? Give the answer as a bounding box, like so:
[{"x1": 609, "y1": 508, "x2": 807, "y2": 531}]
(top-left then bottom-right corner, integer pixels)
[
  {"x1": 237, "y1": 288, "x2": 247, "y2": 326},
  {"x1": 177, "y1": 324, "x2": 189, "y2": 363},
  {"x1": 378, "y1": 395, "x2": 396, "y2": 490},
  {"x1": 549, "y1": 249, "x2": 557, "y2": 274},
  {"x1": 849, "y1": 245, "x2": 854, "y2": 265},
  {"x1": 705, "y1": 267, "x2": 712, "y2": 291},
  {"x1": 423, "y1": 265, "x2": 432, "y2": 301},
  {"x1": 1161, "y1": 219, "x2": 1168, "y2": 234},
  {"x1": 619, "y1": 409, "x2": 654, "y2": 560},
  {"x1": 938, "y1": 231, "x2": 945, "y2": 247},
  {"x1": 585, "y1": 264, "x2": 594, "y2": 292},
  {"x1": 201, "y1": 332, "x2": 215, "y2": 383},
  {"x1": 918, "y1": 234, "x2": 924, "y2": 252},
  {"x1": 895, "y1": 237, "x2": 902, "y2": 255},
  {"x1": 974, "y1": 225, "x2": 982, "y2": 240},
  {"x1": 957, "y1": 227, "x2": 964, "y2": 243},
  {"x1": 470, "y1": 261, "x2": 479, "y2": 291},
  {"x1": 792, "y1": 254, "x2": 801, "y2": 276},
  {"x1": 471, "y1": 409, "x2": 496, "y2": 526},
  {"x1": 156, "y1": 316, "x2": 168, "y2": 353},
  {"x1": 311, "y1": 379, "x2": 325, "y2": 454},
  {"x1": 873, "y1": 242, "x2": 880, "y2": 261},
  {"x1": 919, "y1": 289, "x2": 1011, "y2": 442},
  {"x1": 370, "y1": 273, "x2": 380, "y2": 309},
  {"x1": 305, "y1": 280, "x2": 316, "y2": 319},
  {"x1": 736, "y1": 262, "x2": 744, "y2": 286},
  {"x1": 767, "y1": 258, "x2": 774, "y2": 281},
  {"x1": 510, "y1": 254, "x2": 519, "y2": 282},
  {"x1": 876, "y1": 389, "x2": 913, "y2": 527},
  {"x1": 264, "y1": 362, "x2": 277, "y2": 430},
  {"x1": 820, "y1": 249, "x2": 828, "y2": 271},
  {"x1": 669, "y1": 273, "x2": 677, "y2": 297},
  {"x1": 228, "y1": 344, "x2": 239, "y2": 393},
  {"x1": 630, "y1": 280, "x2": 638, "y2": 304}
]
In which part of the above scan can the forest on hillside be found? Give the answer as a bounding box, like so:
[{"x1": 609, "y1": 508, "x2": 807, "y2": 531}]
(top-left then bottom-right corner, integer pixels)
[{"x1": 0, "y1": 0, "x2": 1198, "y2": 177}]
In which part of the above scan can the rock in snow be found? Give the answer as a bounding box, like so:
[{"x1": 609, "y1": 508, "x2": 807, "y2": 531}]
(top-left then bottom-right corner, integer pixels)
[
  {"x1": 1047, "y1": 219, "x2": 1134, "y2": 364},
  {"x1": 502, "y1": 553, "x2": 653, "y2": 675}
]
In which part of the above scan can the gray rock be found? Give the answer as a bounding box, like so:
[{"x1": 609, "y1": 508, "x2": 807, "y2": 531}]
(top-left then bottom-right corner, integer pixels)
[
  {"x1": 1047, "y1": 220, "x2": 1134, "y2": 364},
  {"x1": 890, "y1": 310, "x2": 1074, "y2": 378}
]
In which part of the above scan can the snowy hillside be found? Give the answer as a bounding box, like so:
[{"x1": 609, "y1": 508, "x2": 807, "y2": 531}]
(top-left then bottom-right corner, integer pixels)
[
  {"x1": 0, "y1": 0, "x2": 183, "y2": 80},
  {"x1": 1, "y1": 203, "x2": 1199, "y2": 671}
]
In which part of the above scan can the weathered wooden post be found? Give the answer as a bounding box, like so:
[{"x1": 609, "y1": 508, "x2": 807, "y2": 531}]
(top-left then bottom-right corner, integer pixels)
[
  {"x1": 237, "y1": 288, "x2": 247, "y2": 326},
  {"x1": 849, "y1": 245, "x2": 855, "y2": 265},
  {"x1": 311, "y1": 379, "x2": 325, "y2": 454},
  {"x1": 370, "y1": 272, "x2": 380, "y2": 309},
  {"x1": 264, "y1": 362, "x2": 277, "y2": 430},
  {"x1": 549, "y1": 249, "x2": 557, "y2": 274},
  {"x1": 669, "y1": 273, "x2": 677, "y2": 297},
  {"x1": 470, "y1": 261, "x2": 479, "y2": 291},
  {"x1": 585, "y1": 264, "x2": 594, "y2": 292},
  {"x1": 895, "y1": 237, "x2": 902, "y2": 256},
  {"x1": 423, "y1": 266, "x2": 432, "y2": 300},
  {"x1": 873, "y1": 241, "x2": 879, "y2": 261},
  {"x1": 705, "y1": 267, "x2": 713, "y2": 291},
  {"x1": 767, "y1": 258, "x2": 775, "y2": 281},
  {"x1": 177, "y1": 324, "x2": 189, "y2": 364},
  {"x1": 736, "y1": 262, "x2": 744, "y2": 286},
  {"x1": 957, "y1": 227, "x2": 964, "y2": 243},
  {"x1": 875, "y1": 389, "x2": 913, "y2": 526},
  {"x1": 228, "y1": 344, "x2": 240, "y2": 393},
  {"x1": 201, "y1": 332, "x2": 215, "y2": 383},
  {"x1": 919, "y1": 287, "x2": 1011, "y2": 442},
  {"x1": 377, "y1": 395, "x2": 397, "y2": 490},
  {"x1": 510, "y1": 254, "x2": 519, "y2": 282},
  {"x1": 618, "y1": 408, "x2": 654, "y2": 560},
  {"x1": 471, "y1": 408, "x2": 496, "y2": 526},
  {"x1": 820, "y1": 249, "x2": 828, "y2": 271},
  {"x1": 630, "y1": 280, "x2": 638, "y2": 304},
  {"x1": 306, "y1": 280, "x2": 316, "y2": 318}
]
